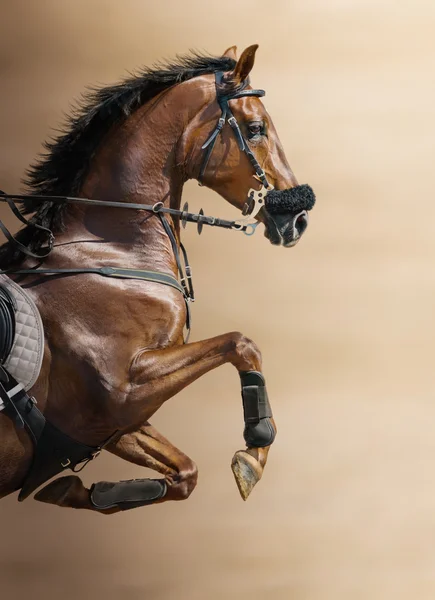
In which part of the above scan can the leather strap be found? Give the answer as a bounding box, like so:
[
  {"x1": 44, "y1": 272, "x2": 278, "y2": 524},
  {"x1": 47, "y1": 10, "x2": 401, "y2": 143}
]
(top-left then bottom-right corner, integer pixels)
[
  {"x1": 158, "y1": 214, "x2": 191, "y2": 300},
  {"x1": 180, "y1": 243, "x2": 194, "y2": 301},
  {"x1": 157, "y1": 214, "x2": 194, "y2": 342},
  {"x1": 0, "y1": 192, "x2": 248, "y2": 233},
  {"x1": 1, "y1": 264, "x2": 193, "y2": 344},
  {"x1": 1, "y1": 266, "x2": 186, "y2": 296},
  {"x1": 198, "y1": 72, "x2": 270, "y2": 188}
]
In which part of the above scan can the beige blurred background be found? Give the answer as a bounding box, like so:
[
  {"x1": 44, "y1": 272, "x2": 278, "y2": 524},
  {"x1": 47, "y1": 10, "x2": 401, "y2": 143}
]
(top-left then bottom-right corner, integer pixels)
[{"x1": 1, "y1": 0, "x2": 435, "y2": 598}]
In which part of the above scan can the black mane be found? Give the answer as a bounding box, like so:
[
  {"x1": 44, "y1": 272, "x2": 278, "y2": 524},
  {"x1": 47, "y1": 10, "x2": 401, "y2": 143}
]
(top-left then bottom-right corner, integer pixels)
[{"x1": 0, "y1": 52, "x2": 237, "y2": 268}]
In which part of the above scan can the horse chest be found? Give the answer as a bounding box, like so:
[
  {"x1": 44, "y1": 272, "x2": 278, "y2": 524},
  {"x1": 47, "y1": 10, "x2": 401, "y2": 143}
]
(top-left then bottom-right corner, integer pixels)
[{"x1": 46, "y1": 281, "x2": 186, "y2": 357}]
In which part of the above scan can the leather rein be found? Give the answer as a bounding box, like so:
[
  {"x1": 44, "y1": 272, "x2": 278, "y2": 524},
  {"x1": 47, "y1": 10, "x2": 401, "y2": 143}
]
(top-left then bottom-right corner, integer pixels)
[{"x1": 0, "y1": 71, "x2": 273, "y2": 341}]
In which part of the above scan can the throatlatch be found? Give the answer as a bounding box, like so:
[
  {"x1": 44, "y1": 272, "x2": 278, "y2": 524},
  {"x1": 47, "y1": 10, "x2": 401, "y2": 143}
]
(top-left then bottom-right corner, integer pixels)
[{"x1": 240, "y1": 371, "x2": 275, "y2": 447}]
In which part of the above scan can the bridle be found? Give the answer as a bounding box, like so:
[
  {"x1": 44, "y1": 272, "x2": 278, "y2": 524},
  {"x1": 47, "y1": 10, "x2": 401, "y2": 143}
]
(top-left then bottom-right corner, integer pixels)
[{"x1": 198, "y1": 71, "x2": 273, "y2": 230}]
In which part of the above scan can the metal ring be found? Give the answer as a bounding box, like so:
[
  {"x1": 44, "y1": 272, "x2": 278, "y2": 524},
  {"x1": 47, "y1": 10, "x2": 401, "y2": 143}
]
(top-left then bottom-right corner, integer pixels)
[
  {"x1": 243, "y1": 223, "x2": 258, "y2": 237},
  {"x1": 152, "y1": 202, "x2": 164, "y2": 213}
]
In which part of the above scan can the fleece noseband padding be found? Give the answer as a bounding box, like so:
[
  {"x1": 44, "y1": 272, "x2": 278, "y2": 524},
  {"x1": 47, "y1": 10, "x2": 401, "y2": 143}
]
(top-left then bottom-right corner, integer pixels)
[{"x1": 264, "y1": 184, "x2": 316, "y2": 215}]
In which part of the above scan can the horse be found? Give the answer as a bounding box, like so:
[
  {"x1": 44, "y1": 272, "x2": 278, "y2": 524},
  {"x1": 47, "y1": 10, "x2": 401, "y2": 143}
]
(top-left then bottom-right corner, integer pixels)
[{"x1": 0, "y1": 44, "x2": 315, "y2": 513}]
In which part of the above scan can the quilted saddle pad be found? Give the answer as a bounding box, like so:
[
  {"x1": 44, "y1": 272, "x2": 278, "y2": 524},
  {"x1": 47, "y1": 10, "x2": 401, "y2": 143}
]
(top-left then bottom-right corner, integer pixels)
[{"x1": 0, "y1": 274, "x2": 44, "y2": 391}]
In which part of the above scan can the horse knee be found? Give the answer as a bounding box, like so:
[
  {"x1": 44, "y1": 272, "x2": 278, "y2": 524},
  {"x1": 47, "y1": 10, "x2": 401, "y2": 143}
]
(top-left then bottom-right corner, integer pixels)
[
  {"x1": 170, "y1": 460, "x2": 198, "y2": 501},
  {"x1": 229, "y1": 331, "x2": 262, "y2": 371}
]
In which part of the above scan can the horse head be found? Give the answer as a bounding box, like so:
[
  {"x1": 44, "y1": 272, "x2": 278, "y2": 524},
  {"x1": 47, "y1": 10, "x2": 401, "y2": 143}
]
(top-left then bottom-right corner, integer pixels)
[{"x1": 182, "y1": 44, "x2": 316, "y2": 247}]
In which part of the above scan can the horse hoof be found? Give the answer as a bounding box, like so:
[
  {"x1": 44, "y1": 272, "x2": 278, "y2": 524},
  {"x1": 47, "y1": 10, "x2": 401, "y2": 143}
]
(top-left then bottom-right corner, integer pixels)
[{"x1": 231, "y1": 450, "x2": 262, "y2": 501}]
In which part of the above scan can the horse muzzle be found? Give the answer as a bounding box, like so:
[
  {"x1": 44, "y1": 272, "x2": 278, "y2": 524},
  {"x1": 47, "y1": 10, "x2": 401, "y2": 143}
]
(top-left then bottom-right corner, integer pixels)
[{"x1": 263, "y1": 184, "x2": 315, "y2": 247}]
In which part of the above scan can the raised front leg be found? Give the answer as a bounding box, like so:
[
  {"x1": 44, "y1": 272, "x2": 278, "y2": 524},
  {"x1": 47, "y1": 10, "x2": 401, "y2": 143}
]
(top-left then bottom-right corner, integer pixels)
[
  {"x1": 34, "y1": 421, "x2": 198, "y2": 513},
  {"x1": 35, "y1": 331, "x2": 276, "y2": 511},
  {"x1": 126, "y1": 331, "x2": 277, "y2": 499},
  {"x1": 107, "y1": 421, "x2": 199, "y2": 502}
]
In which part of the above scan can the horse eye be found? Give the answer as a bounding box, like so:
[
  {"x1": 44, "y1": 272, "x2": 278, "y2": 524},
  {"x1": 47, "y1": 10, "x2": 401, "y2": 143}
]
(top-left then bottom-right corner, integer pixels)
[{"x1": 247, "y1": 122, "x2": 264, "y2": 137}]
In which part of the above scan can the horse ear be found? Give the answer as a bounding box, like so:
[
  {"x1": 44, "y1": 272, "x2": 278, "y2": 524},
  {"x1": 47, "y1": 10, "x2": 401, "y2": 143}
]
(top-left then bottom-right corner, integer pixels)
[
  {"x1": 222, "y1": 46, "x2": 238, "y2": 60},
  {"x1": 232, "y1": 44, "x2": 259, "y2": 84}
]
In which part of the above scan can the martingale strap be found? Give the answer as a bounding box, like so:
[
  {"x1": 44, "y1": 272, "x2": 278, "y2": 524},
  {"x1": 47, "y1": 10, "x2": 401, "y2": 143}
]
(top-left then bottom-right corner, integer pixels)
[{"x1": 158, "y1": 213, "x2": 195, "y2": 300}]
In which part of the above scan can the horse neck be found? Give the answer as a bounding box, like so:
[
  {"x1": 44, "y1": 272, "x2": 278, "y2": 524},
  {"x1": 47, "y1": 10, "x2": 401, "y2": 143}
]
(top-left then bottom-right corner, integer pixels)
[{"x1": 53, "y1": 92, "x2": 188, "y2": 272}]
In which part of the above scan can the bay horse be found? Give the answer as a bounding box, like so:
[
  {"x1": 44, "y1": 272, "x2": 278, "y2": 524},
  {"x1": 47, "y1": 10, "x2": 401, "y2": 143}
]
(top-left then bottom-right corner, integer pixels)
[{"x1": 0, "y1": 44, "x2": 315, "y2": 513}]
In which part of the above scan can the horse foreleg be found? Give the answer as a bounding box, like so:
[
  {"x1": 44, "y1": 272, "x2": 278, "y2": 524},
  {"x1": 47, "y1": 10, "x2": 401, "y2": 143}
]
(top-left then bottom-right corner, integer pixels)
[
  {"x1": 34, "y1": 474, "x2": 111, "y2": 512},
  {"x1": 35, "y1": 331, "x2": 276, "y2": 510},
  {"x1": 107, "y1": 421, "x2": 198, "y2": 502},
  {"x1": 127, "y1": 331, "x2": 277, "y2": 500},
  {"x1": 34, "y1": 421, "x2": 197, "y2": 513}
]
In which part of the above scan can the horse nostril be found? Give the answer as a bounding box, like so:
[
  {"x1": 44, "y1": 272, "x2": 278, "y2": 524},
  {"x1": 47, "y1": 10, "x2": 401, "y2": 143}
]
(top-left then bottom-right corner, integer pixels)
[{"x1": 293, "y1": 210, "x2": 308, "y2": 236}]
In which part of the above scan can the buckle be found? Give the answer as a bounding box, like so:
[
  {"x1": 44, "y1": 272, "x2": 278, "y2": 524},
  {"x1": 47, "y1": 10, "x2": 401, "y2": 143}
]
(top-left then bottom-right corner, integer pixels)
[
  {"x1": 254, "y1": 169, "x2": 266, "y2": 181},
  {"x1": 61, "y1": 458, "x2": 71, "y2": 468},
  {"x1": 152, "y1": 202, "x2": 164, "y2": 213}
]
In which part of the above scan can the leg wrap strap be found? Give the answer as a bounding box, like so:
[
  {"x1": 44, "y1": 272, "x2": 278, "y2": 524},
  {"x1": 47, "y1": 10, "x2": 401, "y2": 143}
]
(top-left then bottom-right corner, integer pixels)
[
  {"x1": 240, "y1": 371, "x2": 276, "y2": 447},
  {"x1": 90, "y1": 478, "x2": 167, "y2": 511}
]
